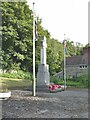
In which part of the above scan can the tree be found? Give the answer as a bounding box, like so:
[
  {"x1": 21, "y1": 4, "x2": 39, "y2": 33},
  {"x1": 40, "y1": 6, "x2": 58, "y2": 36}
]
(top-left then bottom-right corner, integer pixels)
[
  {"x1": 75, "y1": 42, "x2": 83, "y2": 55},
  {"x1": 1, "y1": 2, "x2": 33, "y2": 72},
  {"x1": 46, "y1": 38, "x2": 64, "y2": 75},
  {"x1": 65, "y1": 39, "x2": 76, "y2": 56},
  {"x1": 1, "y1": 1, "x2": 84, "y2": 76}
]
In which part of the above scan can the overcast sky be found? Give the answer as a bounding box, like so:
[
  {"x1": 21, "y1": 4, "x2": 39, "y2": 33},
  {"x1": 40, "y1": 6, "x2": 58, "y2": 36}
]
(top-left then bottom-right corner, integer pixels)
[{"x1": 27, "y1": 0, "x2": 89, "y2": 46}]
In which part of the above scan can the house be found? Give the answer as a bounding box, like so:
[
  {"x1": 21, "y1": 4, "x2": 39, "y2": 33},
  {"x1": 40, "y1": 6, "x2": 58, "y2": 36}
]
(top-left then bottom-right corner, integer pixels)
[{"x1": 54, "y1": 47, "x2": 90, "y2": 79}]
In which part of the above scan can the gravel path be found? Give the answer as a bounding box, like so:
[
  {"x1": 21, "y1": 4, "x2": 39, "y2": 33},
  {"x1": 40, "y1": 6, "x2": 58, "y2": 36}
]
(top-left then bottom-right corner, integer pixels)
[{"x1": 2, "y1": 88, "x2": 88, "y2": 118}]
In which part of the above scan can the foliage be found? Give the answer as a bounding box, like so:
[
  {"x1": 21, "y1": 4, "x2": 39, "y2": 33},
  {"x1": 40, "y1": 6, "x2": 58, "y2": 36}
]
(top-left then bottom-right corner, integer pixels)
[
  {"x1": 66, "y1": 39, "x2": 76, "y2": 56},
  {"x1": 0, "y1": 1, "x2": 85, "y2": 76},
  {"x1": 84, "y1": 43, "x2": 90, "y2": 48},
  {"x1": 76, "y1": 75, "x2": 89, "y2": 87},
  {"x1": 75, "y1": 42, "x2": 83, "y2": 55},
  {"x1": 1, "y1": 2, "x2": 33, "y2": 72},
  {"x1": 50, "y1": 75, "x2": 89, "y2": 88},
  {"x1": 0, "y1": 70, "x2": 33, "y2": 80},
  {"x1": 47, "y1": 38, "x2": 64, "y2": 75},
  {"x1": 50, "y1": 76, "x2": 61, "y2": 84}
]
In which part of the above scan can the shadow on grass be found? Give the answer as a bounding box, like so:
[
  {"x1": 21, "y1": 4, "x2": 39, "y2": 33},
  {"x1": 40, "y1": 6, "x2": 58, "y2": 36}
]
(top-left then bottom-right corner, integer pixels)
[{"x1": 0, "y1": 77, "x2": 32, "y2": 90}]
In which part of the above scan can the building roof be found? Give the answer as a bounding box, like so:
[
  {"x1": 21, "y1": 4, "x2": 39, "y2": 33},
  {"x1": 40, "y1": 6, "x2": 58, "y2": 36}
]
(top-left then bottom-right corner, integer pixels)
[
  {"x1": 66, "y1": 55, "x2": 84, "y2": 66},
  {"x1": 62, "y1": 47, "x2": 90, "y2": 66}
]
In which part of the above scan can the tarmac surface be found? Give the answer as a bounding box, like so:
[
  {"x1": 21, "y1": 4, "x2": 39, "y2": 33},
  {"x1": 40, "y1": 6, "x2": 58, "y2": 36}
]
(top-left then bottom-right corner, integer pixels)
[{"x1": 1, "y1": 88, "x2": 88, "y2": 118}]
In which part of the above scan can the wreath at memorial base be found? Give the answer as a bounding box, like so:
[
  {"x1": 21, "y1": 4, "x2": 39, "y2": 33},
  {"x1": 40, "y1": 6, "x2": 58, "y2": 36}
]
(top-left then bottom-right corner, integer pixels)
[{"x1": 49, "y1": 83, "x2": 64, "y2": 92}]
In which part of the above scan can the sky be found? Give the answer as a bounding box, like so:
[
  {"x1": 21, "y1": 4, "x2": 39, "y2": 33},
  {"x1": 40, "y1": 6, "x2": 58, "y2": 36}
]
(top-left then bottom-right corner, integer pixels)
[{"x1": 27, "y1": 0, "x2": 89, "y2": 46}]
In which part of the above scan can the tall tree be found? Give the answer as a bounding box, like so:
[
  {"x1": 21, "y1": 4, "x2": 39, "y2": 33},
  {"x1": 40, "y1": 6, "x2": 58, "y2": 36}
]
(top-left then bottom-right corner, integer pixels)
[
  {"x1": 1, "y1": 1, "x2": 84, "y2": 76},
  {"x1": 1, "y1": 2, "x2": 33, "y2": 72}
]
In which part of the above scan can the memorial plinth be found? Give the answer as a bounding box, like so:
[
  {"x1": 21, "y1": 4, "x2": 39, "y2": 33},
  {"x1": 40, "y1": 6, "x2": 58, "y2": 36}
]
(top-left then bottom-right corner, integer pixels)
[{"x1": 37, "y1": 36, "x2": 50, "y2": 92}]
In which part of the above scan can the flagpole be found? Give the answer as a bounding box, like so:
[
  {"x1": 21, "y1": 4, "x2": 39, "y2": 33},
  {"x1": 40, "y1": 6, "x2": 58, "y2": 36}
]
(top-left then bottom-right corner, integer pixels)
[
  {"x1": 64, "y1": 34, "x2": 66, "y2": 91},
  {"x1": 33, "y1": 2, "x2": 36, "y2": 96}
]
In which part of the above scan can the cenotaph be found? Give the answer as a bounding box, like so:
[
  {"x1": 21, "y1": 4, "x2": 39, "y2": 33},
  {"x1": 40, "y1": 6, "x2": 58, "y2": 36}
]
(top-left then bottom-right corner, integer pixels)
[{"x1": 37, "y1": 36, "x2": 50, "y2": 91}]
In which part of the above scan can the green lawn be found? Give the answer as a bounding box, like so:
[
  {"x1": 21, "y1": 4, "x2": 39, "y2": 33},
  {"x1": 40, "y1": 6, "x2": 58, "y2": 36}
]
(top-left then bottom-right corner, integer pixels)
[
  {"x1": 51, "y1": 75, "x2": 89, "y2": 88},
  {"x1": 0, "y1": 77, "x2": 32, "y2": 91},
  {"x1": 58, "y1": 80, "x2": 85, "y2": 87}
]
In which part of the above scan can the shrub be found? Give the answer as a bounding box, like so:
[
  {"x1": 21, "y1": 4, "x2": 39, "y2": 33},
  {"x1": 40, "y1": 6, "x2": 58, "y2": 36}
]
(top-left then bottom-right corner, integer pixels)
[
  {"x1": 50, "y1": 75, "x2": 89, "y2": 88},
  {"x1": 0, "y1": 70, "x2": 33, "y2": 80},
  {"x1": 50, "y1": 76, "x2": 64, "y2": 84}
]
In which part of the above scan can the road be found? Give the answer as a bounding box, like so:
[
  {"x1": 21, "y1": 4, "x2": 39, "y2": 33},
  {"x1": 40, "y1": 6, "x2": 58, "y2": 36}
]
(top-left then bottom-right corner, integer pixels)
[{"x1": 2, "y1": 88, "x2": 88, "y2": 118}]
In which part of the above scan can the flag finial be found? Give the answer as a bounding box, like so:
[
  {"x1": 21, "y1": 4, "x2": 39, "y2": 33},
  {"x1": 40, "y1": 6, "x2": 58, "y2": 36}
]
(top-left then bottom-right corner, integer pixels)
[{"x1": 33, "y1": 2, "x2": 35, "y2": 5}]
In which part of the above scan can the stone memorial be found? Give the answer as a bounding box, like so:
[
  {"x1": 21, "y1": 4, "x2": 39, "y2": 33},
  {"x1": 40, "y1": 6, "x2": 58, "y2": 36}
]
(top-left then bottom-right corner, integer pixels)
[{"x1": 37, "y1": 36, "x2": 50, "y2": 91}]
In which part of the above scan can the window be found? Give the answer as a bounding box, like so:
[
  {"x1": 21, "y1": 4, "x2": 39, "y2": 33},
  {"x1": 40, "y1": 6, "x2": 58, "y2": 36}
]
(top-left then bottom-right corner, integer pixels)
[{"x1": 80, "y1": 65, "x2": 87, "y2": 69}]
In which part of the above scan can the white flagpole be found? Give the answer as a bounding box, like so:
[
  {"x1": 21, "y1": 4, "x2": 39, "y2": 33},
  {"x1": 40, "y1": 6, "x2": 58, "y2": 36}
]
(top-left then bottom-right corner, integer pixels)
[
  {"x1": 33, "y1": 2, "x2": 36, "y2": 96},
  {"x1": 64, "y1": 34, "x2": 66, "y2": 91}
]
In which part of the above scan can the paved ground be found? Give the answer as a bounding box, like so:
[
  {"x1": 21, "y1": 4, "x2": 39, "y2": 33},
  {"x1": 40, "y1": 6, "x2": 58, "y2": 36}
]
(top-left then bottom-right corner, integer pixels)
[{"x1": 1, "y1": 88, "x2": 88, "y2": 118}]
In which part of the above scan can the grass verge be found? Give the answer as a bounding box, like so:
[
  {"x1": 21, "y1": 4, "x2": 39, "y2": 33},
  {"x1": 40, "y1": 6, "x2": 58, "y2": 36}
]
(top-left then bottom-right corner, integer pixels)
[
  {"x1": 0, "y1": 77, "x2": 32, "y2": 92},
  {"x1": 50, "y1": 75, "x2": 89, "y2": 88}
]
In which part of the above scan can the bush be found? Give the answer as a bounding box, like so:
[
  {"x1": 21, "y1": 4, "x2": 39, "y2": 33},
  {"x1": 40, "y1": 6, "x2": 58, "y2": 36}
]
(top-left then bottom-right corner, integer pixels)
[
  {"x1": 50, "y1": 75, "x2": 89, "y2": 88},
  {"x1": 0, "y1": 70, "x2": 33, "y2": 80},
  {"x1": 50, "y1": 76, "x2": 64, "y2": 85},
  {"x1": 67, "y1": 75, "x2": 89, "y2": 88}
]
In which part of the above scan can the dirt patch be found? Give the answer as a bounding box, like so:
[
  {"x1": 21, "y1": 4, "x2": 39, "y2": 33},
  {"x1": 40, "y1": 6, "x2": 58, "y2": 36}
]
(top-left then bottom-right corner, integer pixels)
[{"x1": 2, "y1": 88, "x2": 88, "y2": 118}]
